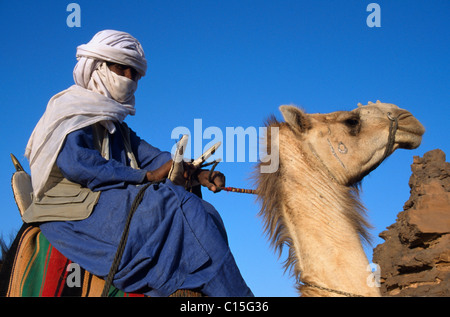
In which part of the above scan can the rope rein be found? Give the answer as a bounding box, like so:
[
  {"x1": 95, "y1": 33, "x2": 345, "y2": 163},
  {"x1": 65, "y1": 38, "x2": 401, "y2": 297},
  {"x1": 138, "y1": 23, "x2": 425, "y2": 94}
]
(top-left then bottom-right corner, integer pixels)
[
  {"x1": 220, "y1": 186, "x2": 256, "y2": 194},
  {"x1": 205, "y1": 159, "x2": 258, "y2": 194}
]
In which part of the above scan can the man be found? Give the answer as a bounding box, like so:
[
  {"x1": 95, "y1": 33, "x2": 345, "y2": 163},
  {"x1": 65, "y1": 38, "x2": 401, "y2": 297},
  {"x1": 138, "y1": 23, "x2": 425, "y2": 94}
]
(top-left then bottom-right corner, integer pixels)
[{"x1": 23, "y1": 30, "x2": 253, "y2": 297}]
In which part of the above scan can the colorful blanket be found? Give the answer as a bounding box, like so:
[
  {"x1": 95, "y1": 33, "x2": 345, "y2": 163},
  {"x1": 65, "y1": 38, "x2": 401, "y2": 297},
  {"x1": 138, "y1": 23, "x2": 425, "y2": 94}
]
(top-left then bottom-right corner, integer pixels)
[
  {"x1": 4, "y1": 225, "x2": 203, "y2": 297},
  {"x1": 6, "y1": 225, "x2": 143, "y2": 297}
]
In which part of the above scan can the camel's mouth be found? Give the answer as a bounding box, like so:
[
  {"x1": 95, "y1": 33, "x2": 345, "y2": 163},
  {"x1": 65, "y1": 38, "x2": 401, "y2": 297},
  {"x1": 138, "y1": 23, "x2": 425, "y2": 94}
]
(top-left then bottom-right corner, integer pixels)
[{"x1": 395, "y1": 112, "x2": 425, "y2": 149}]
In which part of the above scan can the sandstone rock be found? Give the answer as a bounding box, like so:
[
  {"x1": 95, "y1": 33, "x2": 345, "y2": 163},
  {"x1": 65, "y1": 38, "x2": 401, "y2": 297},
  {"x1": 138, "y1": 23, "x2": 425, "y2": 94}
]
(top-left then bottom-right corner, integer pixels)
[{"x1": 373, "y1": 149, "x2": 450, "y2": 296}]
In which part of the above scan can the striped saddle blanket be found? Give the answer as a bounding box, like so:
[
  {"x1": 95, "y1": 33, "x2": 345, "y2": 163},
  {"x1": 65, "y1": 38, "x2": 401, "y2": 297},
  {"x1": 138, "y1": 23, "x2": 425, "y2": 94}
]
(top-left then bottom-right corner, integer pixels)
[
  {"x1": 3, "y1": 225, "x2": 201, "y2": 297},
  {"x1": 5, "y1": 225, "x2": 143, "y2": 297}
]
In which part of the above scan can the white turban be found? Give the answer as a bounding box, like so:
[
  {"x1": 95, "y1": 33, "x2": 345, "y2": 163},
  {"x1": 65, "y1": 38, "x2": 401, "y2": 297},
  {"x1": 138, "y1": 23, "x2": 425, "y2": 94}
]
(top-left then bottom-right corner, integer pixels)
[
  {"x1": 25, "y1": 30, "x2": 147, "y2": 199},
  {"x1": 73, "y1": 29, "x2": 147, "y2": 88}
]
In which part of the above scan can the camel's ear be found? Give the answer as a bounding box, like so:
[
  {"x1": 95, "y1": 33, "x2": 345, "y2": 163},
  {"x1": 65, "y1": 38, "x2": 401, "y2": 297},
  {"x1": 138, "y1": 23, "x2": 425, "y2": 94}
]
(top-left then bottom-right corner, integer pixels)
[{"x1": 279, "y1": 105, "x2": 311, "y2": 132}]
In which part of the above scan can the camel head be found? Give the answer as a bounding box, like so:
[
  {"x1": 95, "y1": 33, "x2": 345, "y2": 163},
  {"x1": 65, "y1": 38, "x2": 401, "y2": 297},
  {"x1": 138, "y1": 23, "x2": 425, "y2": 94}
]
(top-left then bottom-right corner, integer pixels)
[
  {"x1": 279, "y1": 101, "x2": 425, "y2": 186},
  {"x1": 256, "y1": 101, "x2": 424, "y2": 296}
]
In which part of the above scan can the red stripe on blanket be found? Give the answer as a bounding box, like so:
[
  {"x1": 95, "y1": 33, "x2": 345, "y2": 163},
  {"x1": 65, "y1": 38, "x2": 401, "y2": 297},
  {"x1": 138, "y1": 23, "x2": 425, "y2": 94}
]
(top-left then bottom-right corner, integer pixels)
[{"x1": 40, "y1": 246, "x2": 71, "y2": 297}]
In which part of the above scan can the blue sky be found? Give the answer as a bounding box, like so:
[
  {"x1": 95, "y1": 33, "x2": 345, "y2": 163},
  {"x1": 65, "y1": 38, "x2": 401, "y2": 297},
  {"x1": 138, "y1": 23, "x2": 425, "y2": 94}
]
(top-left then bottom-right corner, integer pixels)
[{"x1": 0, "y1": 1, "x2": 448, "y2": 296}]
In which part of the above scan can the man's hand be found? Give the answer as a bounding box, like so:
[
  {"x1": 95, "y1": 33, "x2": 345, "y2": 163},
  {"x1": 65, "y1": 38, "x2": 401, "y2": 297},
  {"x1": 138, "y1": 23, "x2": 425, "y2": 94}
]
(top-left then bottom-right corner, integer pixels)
[
  {"x1": 196, "y1": 170, "x2": 225, "y2": 193},
  {"x1": 171, "y1": 161, "x2": 225, "y2": 193},
  {"x1": 147, "y1": 160, "x2": 225, "y2": 193}
]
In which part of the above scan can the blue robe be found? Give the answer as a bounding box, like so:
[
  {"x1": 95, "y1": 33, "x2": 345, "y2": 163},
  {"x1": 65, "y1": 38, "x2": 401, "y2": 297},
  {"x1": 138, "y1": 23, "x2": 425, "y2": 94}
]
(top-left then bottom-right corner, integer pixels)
[{"x1": 39, "y1": 123, "x2": 253, "y2": 297}]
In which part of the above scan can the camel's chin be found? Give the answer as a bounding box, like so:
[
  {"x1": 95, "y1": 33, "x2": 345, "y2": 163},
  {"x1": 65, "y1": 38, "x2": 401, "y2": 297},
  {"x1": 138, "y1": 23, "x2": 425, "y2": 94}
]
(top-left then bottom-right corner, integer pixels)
[{"x1": 395, "y1": 133, "x2": 423, "y2": 150}]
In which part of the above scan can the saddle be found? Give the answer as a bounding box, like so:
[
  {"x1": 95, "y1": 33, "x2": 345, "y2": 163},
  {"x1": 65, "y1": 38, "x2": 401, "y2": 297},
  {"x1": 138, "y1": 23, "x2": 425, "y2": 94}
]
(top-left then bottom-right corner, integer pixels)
[{"x1": 6, "y1": 154, "x2": 142, "y2": 296}]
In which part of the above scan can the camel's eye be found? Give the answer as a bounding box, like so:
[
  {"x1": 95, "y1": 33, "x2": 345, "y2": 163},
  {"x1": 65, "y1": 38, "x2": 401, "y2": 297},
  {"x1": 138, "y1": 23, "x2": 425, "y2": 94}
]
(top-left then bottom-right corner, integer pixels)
[
  {"x1": 344, "y1": 117, "x2": 361, "y2": 135},
  {"x1": 344, "y1": 118, "x2": 359, "y2": 127}
]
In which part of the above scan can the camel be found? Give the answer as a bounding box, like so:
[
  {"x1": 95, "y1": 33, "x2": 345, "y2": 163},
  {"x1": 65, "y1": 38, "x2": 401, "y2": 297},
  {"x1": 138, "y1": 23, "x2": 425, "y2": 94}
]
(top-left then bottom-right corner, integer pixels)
[{"x1": 253, "y1": 101, "x2": 425, "y2": 296}]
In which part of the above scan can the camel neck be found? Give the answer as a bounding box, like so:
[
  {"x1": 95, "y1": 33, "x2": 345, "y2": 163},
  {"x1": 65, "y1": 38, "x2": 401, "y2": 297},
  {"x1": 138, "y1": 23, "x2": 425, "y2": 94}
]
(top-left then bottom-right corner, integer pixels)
[{"x1": 279, "y1": 154, "x2": 380, "y2": 296}]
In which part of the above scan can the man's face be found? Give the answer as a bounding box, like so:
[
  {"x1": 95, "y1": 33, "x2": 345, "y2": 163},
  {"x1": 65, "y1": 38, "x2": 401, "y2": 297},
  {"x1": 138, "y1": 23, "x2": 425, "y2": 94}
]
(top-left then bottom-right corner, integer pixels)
[{"x1": 107, "y1": 62, "x2": 139, "y2": 82}]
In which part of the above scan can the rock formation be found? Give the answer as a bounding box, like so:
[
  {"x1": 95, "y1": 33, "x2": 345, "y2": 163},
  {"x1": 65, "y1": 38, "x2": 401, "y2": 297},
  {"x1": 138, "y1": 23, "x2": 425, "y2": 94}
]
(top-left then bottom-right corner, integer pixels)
[{"x1": 373, "y1": 149, "x2": 450, "y2": 296}]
